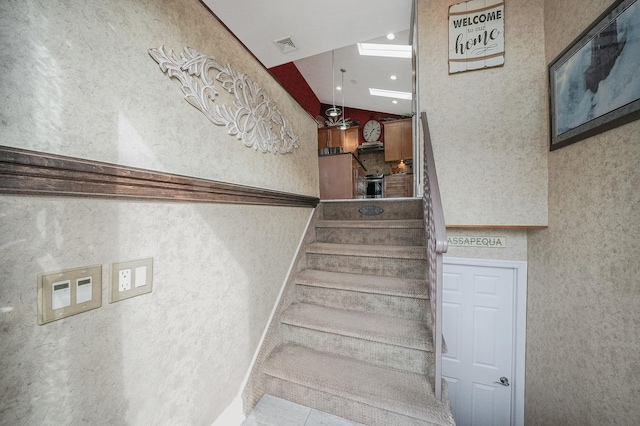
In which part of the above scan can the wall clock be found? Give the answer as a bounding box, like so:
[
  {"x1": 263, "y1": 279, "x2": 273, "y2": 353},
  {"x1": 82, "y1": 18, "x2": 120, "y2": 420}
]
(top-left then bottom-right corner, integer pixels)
[{"x1": 363, "y1": 119, "x2": 382, "y2": 142}]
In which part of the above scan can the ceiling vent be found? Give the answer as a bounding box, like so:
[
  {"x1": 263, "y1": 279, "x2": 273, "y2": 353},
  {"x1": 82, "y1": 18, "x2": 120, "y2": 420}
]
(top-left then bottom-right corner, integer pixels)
[{"x1": 274, "y1": 37, "x2": 298, "y2": 54}]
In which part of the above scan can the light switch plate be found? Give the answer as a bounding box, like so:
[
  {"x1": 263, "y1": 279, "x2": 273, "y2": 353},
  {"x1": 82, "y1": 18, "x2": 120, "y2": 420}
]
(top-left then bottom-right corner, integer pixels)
[
  {"x1": 37, "y1": 265, "x2": 102, "y2": 325},
  {"x1": 110, "y1": 258, "x2": 153, "y2": 303}
]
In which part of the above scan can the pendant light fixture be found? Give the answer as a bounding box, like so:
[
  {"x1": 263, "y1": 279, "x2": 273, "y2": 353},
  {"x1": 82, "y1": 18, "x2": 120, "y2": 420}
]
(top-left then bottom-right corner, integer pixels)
[
  {"x1": 325, "y1": 50, "x2": 341, "y2": 118},
  {"x1": 337, "y1": 68, "x2": 349, "y2": 130}
]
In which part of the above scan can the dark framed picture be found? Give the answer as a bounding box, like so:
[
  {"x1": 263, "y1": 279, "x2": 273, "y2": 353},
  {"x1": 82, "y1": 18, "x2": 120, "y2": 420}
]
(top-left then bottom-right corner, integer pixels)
[{"x1": 549, "y1": 0, "x2": 640, "y2": 150}]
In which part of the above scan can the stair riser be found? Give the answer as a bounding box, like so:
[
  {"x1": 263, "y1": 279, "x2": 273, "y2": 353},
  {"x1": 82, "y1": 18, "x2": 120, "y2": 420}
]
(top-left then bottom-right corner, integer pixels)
[
  {"x1": 316, "y1": 227, "x2": 425, "y2": 246},
  {"x1": 322, "y1": 200, "x2": 423, "y2": 221},
  {"x1": 281, "y1": 325, "x2": 435, "y2": 376},
  {"x1": 296, "y1": 285, "x2": 430, "y2": 321},
  {"x1": 265, "y1": 377, "x2": 444, "y2": 426},
  {"x1": 307, "y1": 254, "x2": 427, "y2": 279}
]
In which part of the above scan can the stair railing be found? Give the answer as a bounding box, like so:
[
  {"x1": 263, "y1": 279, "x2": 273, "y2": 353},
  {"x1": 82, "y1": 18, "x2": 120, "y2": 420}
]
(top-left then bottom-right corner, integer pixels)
[{"x1": 420, "y1": 111, "x2": 448, "y2": 401}]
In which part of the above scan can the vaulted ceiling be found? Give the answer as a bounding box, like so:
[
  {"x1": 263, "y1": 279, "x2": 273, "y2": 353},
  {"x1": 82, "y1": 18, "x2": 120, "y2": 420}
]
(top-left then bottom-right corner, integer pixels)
[{"x1": 204, "y1": 0, "x2": 414, "y2": 115}]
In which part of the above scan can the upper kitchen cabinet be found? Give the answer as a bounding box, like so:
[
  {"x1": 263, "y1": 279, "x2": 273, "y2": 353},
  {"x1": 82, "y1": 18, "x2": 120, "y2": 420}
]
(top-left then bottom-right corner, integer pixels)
[
  {"x1": 318, "y1": 127, "x2": 333, "y2": 150},
  {"x1": 384, "y1": 118, "x2": 412, "y2": 162},
  {"x1": 318, "y1": 127, "x2": 359, "y2": 155},
  {"x1": 342, "y1": 127, "x2": 359, "y2": 154}
]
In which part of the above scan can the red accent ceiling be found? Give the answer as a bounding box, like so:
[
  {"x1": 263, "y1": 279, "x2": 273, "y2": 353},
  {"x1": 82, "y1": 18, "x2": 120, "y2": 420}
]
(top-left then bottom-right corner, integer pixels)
[
  {"x1": 269, "y1": 63, "x2": 321, "y2": 117},
  {"x1": 269, "y1": 62, "x2": 406, "y2": 146}
]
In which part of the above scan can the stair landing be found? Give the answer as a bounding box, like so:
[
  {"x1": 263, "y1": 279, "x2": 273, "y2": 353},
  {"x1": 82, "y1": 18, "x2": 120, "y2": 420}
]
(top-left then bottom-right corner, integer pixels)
[{"x1": 242, "y1": 394, "x2": 365, "y2": 426}]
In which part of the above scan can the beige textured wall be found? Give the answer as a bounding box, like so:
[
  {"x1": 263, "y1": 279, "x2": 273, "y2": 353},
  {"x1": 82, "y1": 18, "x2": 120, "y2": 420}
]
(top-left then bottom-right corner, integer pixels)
[
  {"x1": 418, "y1": 0, "x2": 548, "y2": 226},
  {"x1": 0, "y1": 0, "x2": 317, "y2": 424},
  {"x1": 526, "y1": 0, "x2": 640, "y2": 424},
  {"x1": 0, "y1": 0, "x2": 318, "y2": 195}
]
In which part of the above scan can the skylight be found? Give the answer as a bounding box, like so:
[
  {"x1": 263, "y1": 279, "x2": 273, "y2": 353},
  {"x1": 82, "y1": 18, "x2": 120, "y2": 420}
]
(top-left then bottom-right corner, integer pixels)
[
  {"x1": 369, "y1": 88, "x2": 412, "y2": 100},
  {"x1": 357, "y1": 43, "x2": 412, "y2": 59}
]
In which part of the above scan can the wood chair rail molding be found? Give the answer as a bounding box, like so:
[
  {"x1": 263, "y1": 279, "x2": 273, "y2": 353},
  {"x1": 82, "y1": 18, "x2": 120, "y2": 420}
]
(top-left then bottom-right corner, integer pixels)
[{"x1": 0, "y1": 146, "x2": 319, "y2": 208}]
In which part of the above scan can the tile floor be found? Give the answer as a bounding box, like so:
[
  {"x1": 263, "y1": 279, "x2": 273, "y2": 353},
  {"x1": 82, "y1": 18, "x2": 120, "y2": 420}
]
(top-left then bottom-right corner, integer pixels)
[{"x1": 241, "y1": 394, "x2": 365, "y2": 426}]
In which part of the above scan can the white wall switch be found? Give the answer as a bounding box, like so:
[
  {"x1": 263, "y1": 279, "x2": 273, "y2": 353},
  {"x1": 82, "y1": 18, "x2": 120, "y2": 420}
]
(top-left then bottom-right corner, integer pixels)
[
  {"x1": 76, "y1": 277, "x2": 93, "y2": 304},
  {"x1": 110, "y1": 258, "x2": 153, "y2": 303},
  {"x1": 134, "y1": 266, "x2": 146, "y2": 288},
  {"x1": 52, "y1": 280, "x2": 71, "y2": 310},
  {"x1": 38, "y1": 265, "x2": 102, "y2": 325}
]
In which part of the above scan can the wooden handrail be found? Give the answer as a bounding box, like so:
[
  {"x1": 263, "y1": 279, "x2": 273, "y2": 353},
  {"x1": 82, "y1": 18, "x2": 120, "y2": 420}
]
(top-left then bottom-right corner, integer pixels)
[{"x1": 420, "y1": 112, "x2": 448, "y2": 401}]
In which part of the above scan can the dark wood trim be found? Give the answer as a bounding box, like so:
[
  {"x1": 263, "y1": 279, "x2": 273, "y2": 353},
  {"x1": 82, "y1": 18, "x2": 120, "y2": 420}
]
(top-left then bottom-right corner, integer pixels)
[{"x1": 0, "y1": 146, "x2": 319, "y2": 208}]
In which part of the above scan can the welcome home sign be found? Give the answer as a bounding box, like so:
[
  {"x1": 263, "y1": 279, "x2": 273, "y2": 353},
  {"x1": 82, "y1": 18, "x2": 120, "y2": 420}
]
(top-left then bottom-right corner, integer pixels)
[{"x1": 449, "y1": 0, "x2": 505, "y2": 73}]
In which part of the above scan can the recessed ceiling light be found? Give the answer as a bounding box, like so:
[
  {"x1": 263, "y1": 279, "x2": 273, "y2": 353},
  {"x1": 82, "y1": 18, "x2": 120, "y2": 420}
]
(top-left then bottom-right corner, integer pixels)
[
  {"x1": 357, "y1": 43, "x2": 411, "y2": 59},
  {"x1": 336, "y1": 86, "x2": 342, "y2": 91},
  {"x1": 369, "y1": 88, "x2": 412, "y2": 100},
  {"x1": 390, "y1": 75, "x2": 397, "y2": 80},
  {"x1": 387, "y1": 33, "x2": 395, "y2": 40},
  {"x1": 392, "y1": 100, "x2": 398, "y2": 104}
]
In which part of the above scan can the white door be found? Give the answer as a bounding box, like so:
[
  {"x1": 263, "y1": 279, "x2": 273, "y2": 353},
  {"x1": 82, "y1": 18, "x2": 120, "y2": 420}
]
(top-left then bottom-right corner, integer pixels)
[{"x1": 442, "y1": 263, "x2": 515, "y2": 426}]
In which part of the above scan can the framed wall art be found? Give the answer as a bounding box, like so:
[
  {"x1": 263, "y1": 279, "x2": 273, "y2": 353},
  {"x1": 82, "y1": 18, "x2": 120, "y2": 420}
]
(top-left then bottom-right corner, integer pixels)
[{"x1": 549, "y1": 0, "x2": 640, "y2": 150}]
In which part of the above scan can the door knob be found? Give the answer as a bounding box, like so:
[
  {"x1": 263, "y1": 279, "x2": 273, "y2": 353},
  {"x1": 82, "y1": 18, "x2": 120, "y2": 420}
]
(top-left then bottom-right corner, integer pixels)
[{"x1": 494, "y1": 377, "x2": 510, "y2": 386}]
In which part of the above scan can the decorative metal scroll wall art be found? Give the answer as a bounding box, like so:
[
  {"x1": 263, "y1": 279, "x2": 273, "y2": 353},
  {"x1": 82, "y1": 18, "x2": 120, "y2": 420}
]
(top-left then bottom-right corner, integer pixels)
[{"x1": 149, "y1": 46, "x2": 299, "y2": 154}]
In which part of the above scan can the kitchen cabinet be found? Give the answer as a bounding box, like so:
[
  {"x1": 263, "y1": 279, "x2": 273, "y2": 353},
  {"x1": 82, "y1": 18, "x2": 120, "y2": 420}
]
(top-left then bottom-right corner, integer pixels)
[
  {"x1": 317, "y1": 127, "x2": 333, "y2": 150},
  {"x1": 318, "y1": 127, "x2": 359, "y2": 156},
  {"x1": 384, "y1": 118, "x2": 412, "y2": 162},
  {"x1": 384, "y1": 173, "x2": 413, "y2": 198},
  {"x1": 342, "y1": 126, "x2": 359, "y2": 155},
  {"x1": 318, "y1": 153, "x2": 366, "y2": 199}
]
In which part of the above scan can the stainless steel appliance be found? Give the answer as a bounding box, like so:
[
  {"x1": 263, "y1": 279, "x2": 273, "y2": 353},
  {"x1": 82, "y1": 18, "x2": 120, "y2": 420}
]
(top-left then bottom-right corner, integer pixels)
[{"x1": 365, "y1": 174, "x2": 384, "y2": 198}]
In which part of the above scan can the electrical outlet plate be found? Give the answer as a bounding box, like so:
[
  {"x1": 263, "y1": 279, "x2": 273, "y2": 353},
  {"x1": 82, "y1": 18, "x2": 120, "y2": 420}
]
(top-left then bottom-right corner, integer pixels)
[
  {"x1": 37, "y1": 265, "x2": 102, "y2": 325},
  {"x1": 110, "y1": 258, "x2": 153, "y2": 303}
]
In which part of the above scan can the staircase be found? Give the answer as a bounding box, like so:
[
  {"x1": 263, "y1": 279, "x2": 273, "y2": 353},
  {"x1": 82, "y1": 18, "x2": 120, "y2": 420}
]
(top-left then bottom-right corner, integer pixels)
[{"x1": 242, "y1": 199, "x2": 454, "y2": 426}]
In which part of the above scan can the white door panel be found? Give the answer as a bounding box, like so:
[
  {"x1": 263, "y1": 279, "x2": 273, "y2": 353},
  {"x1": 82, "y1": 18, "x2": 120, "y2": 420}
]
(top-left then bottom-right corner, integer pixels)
[
  {"x1": 443, "y1": 302, "x2": 462, "y2": 360},
  {"x1": 443, "y1": 264, "x2": 515, "y2": 426},
  {"x1": 446, "y1": 377, "x2": 462, "y2": 422}
]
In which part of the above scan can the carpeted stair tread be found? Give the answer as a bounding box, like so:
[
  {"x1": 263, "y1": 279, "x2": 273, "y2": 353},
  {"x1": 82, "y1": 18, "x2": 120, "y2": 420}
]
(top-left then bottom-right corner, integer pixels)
[
  {"x1": 281, "y1": 303, "x2": 432, "y2": 351},
  {"x1": 316, "y1": 219, "x2": 424, "y2": 229},
  {"x1": 295, "y1": 269, "x2": 429, "y2": 299},
  {"x1": 264, "y1": 344, "x2": 454, "y2": 425},
  {"x1": 306, "y1": 242, "x2": 427, "y2": 259}
]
